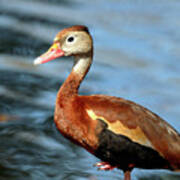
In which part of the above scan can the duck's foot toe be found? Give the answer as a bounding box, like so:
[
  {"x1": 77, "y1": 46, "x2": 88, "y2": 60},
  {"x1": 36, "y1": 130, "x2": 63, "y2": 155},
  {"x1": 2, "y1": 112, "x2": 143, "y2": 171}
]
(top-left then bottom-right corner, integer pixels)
[{"x1": 94, "y1": 162, "x2": 117, "y2": 171}]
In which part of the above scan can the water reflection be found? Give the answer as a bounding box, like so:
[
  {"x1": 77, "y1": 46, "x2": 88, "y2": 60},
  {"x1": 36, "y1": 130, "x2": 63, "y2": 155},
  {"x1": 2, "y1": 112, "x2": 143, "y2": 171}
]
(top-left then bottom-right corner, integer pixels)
[
  {"x1": 0, "y1": 27, "x2": 50, "y2": 57},
  {"x1": 0, "y1": 0, "x2": 180, "y2": 179}
]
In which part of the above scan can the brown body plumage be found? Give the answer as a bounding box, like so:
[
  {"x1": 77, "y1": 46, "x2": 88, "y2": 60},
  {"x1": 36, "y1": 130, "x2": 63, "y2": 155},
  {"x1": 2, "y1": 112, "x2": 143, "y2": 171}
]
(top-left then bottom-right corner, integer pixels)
[{"x1": 34, "y1": 25, "x2": 180, "y2": 180}]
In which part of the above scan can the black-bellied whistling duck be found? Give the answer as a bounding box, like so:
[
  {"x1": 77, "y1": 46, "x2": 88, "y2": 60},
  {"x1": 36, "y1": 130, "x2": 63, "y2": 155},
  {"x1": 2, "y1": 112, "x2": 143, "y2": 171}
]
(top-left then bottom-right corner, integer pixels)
[{"x1": 34, "y1": 25, "x2": 180, "y2": 180}]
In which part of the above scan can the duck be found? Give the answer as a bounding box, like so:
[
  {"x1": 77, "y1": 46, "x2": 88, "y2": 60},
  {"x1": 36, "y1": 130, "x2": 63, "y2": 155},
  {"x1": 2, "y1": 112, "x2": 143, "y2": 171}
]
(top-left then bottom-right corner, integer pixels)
[{"x1": 34, "y1": 25, "x2": 180, "y2": 180}]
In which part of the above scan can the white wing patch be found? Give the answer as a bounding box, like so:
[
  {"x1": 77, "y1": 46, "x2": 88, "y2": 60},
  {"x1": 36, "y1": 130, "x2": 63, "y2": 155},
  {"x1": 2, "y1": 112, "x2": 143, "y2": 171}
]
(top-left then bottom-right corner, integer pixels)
[{"x1": 86, "y1": 109, "x2": 154, "y2": 148}]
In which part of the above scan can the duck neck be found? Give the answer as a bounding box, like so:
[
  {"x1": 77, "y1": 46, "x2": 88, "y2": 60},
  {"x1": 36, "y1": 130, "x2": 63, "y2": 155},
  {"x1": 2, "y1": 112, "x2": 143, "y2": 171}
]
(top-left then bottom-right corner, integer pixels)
[{"x1": 58, "y1": 52, "x2": 93, "y2": 98}]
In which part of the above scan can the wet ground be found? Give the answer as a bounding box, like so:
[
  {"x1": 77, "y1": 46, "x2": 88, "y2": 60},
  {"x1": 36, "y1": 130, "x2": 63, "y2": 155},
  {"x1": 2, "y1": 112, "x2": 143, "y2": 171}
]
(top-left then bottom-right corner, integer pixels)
[{"x1": 0, "y1": 0, "x2": 180, "y2": 179}]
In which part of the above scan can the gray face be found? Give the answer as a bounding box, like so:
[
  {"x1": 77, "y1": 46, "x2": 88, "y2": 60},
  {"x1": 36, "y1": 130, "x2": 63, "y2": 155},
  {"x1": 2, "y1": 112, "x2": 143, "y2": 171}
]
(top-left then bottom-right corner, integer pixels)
[{"x1": 61, "y1": 31, "x2": 92, "y2": 56}]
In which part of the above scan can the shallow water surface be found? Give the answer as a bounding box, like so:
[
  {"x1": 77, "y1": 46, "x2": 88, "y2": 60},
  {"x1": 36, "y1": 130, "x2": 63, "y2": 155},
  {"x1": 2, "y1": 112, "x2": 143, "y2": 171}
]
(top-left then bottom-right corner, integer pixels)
[{"x1": 0, "y1": 0, "x2": 180, "y2": 179}]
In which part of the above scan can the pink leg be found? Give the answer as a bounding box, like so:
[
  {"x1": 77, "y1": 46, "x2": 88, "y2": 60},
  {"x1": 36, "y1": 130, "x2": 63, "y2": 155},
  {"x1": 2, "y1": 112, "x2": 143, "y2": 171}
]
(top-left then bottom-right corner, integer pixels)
[
  {"x1": 94, "y1": 162, "x2": 117, "y2": 171},
  {"x1": 124, "y1": 171, "x2": 131, "y2": 180}
]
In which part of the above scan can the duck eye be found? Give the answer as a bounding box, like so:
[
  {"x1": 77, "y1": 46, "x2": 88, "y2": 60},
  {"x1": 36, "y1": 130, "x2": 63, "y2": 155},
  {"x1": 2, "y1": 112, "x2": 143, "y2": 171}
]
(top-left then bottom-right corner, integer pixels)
[{"x1": 67, "y1": 36, "x2": 74, "y2": 43}]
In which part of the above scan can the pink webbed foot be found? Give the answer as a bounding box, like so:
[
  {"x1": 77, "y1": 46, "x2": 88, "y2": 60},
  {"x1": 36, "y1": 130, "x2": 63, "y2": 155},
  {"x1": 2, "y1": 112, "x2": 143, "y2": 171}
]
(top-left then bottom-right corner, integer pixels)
[{"x1": 94, "y1": 162, "x2": 117, "y2": 171}]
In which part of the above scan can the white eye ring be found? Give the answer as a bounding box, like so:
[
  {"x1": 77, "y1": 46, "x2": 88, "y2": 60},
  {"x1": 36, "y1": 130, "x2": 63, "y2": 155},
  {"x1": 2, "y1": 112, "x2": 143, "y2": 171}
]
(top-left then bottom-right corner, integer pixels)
[{"x1": 66, "y1": 36, "x2": 75, "y2": 44}]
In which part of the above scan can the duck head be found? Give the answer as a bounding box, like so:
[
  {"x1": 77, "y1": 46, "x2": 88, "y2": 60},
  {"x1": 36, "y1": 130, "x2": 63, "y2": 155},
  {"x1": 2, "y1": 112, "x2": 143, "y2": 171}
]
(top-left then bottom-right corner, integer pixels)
[{"x1": 34, "y1": 25, "x2": 93, "y2": 65}]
